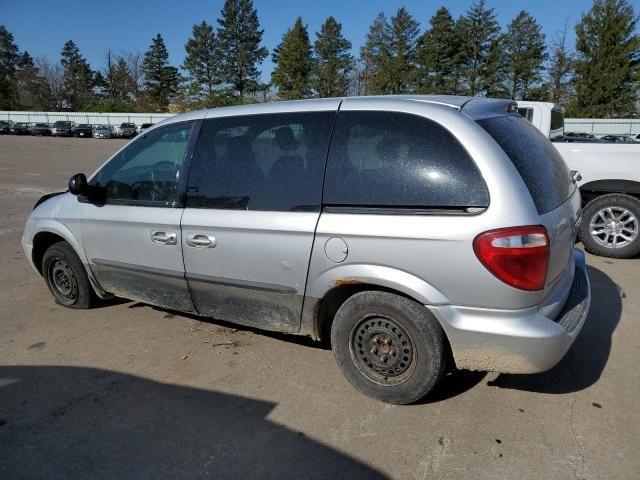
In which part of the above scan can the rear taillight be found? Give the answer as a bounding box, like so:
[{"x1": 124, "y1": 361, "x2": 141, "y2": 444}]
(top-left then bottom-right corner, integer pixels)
[{"x1": 473, "y1": 226, "x2": 550, "y2": 291}]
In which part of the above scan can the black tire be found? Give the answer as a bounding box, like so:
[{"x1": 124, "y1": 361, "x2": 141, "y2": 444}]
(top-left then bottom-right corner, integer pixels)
[
  {"x1": 331, "y1": 291, "x2": 446, "y2": 404},
  {"x1": 579, "y1": 193, "x2": 640, "y2": 259},
  {"x1": 42, "y1": 241, "x2": 96, "y2": 308}
]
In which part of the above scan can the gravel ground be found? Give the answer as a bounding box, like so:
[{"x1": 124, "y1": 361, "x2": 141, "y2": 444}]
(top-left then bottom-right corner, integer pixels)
[{"x1": 0, "y1": 135, "x2": 638, "y2": 479}]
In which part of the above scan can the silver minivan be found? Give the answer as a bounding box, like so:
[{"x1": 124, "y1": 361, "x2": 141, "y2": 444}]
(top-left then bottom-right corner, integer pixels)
[{"x1": 22, "y1": 96, "x2": 590, "y2": 404}]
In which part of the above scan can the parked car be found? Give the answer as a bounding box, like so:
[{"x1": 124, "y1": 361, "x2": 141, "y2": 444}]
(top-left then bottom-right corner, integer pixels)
[
  {"x1": 600, "y1": 134, "x2": 636, "y2": 143},
  {"x1": 30, "y1": 123, "x2": 52, "y2": 136},
  {"x1": 0, "y1": 121, "x2": 10, "y2": 134},
  {"x1": 51, "y1": 121, "x2": 75, "y2": 137},
  {"x1": 518, "y1": 100, "x2": 640, "y2": 258},
  {"x1": 10, "y1": 122, "x2": 31, "y2": 135},
  {"x1": 93, "y1": 125, "x2": 112, "y2": 139},
  {"x1": 138, "y1": 123, "x2": 154, "y2": 134},
  {"x1": 22, "y1": 96, "x2": 590, "y2": 404},
  {"x1": 74, "y1": 124, "x2": 93, "y2": 138},
  {"x1": 563, "y1": 131, "x2": 596, "y2": 139},
  {"x1": 118, "y1": 122, "x2": 137, "y2": 139}
]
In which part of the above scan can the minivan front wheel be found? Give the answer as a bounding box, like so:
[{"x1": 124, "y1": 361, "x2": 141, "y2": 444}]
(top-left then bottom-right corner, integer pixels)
[
  {"x1": 331, "y1": 291, "x2": 445, "y2": 404},
  {"x1": 42, "y1": 242, "x2": 95, "y2": 308}
]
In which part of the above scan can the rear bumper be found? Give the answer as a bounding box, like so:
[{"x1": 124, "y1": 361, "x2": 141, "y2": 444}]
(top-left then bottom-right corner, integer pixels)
[{"x1": 430, "y1": 249, "x2": 590, "y2": 373}]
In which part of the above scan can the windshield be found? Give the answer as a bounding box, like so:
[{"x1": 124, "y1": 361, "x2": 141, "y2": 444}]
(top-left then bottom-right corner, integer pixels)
[{"x1": 54, "y1": 121, "x2": 71, "y2": 127}]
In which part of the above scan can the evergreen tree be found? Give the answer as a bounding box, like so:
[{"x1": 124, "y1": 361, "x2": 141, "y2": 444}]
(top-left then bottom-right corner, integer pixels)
[
  {"x1": 457, "y1": 0, "x2": 503, "y2": 96},
  {"x1": 359, "y1": 12, "x2": 390, "y2": 95},
  {"x1": 570, "y1": 0, "x2": 639, "y2": 117},
  {"x1": 217, "y1": 0, "x2": 268, "y2": 99},
  {"x1": 546, "y1": 24, "x2": 575, "y2": 105},
  {"x1": 183, "y1": 21, "x2": 221, "y2": 100},
  {"x1": 60, "y1": 40, "x2": 94, "y2": 110},
  {"x1": 142, "y1": 34, "x2": 180, "y2": 110},
  {"x1": 313, "y1": 16, "x2": 353, "y2": 98},
  {"x1": 0, "y1": 26, "x2": 20, "y2": 109},
  {"x1": 503, "y1": 11, "x2": 546, "y2": 100},
  {"x1": 271, "y1": 18, "x2": 313, "y2": 100},
  {"x1": 359, "y1": 8, "x2": 419, "y2": 95},
  {"x1": 15, "y1": 52, "x2": 51, "y2": 110},
  {"x1": 415, "y1": 7, "x2": 461, "y2": 94}
]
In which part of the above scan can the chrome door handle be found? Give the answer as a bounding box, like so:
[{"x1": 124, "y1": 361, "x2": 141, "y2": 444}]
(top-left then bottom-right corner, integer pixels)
[
  {"x1": 186, "y1": 233, "x2": 216, "y2": 248},
  {"x1": 150, "y1": 230, "x2": 177, "y2": 245}
]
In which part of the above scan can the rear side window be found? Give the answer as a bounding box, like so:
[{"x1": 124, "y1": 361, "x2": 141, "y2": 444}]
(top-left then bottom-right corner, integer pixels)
[
  {"x1": 186, "y1": 111, "x2": 335, "y2": 212},
  {"x1": 324, "y1": 111, "x2": 489, "y2": 209},
  {"x1": 478, "y1": 115, "x2": 574, "y2": 214}
]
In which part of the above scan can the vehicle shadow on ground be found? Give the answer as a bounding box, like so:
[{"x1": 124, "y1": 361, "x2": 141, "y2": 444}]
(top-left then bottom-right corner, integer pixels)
[
  {"x1": 488, "y1": 265, "x2": 621, "y2": 394},
  {"x1": 0, "y1": 365, "x2": 388, "y2": 480}
]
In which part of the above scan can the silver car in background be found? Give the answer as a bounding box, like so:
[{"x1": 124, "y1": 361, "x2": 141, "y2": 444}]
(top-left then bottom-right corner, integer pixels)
[
  {"x1": 21, "y1": 96, "x2": 590, "y2": 404},
  {"x1": 93, "y1": 125, "x2": 113, "y2": 139}
]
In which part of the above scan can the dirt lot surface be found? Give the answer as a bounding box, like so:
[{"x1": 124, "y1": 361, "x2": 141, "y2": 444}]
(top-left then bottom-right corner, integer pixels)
[{"x1": 0, "y1": 135, "x2": 638, "y2": 479}]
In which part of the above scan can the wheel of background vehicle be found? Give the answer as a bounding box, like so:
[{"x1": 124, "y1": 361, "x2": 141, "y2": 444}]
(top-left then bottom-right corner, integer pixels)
[
  {"x1": 331, "y1": 291, "x2": 446, "y2": 404},
  {"x1": 42, "y1": 241, "x2": 96, "y2": 308},
  {"x1": 579, "y1": 193, "x2": 640, "y2": 259}
]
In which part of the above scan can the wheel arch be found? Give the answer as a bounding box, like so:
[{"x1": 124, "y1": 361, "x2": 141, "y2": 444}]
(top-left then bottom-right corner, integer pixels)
[
  {"x1": 302, "y1": 264, "x2": 452, "y2": 351},
  {"x1": 581, "y1": 180, "x2": 640, "y2": 203}
]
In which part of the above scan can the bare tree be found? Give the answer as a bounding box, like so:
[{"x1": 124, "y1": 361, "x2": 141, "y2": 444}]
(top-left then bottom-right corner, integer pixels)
[
  {"x1": 36, "y1": 57, "x2": 65, "y2": 110},
  {"x1": 124, "y1": 50, "x2": 145, "y2": 96}
]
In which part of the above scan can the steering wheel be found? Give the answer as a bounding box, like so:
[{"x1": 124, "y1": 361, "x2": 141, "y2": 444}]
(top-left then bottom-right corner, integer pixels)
[{"x1": 130, "y1": 181, "x2": 163, "y2": 201}]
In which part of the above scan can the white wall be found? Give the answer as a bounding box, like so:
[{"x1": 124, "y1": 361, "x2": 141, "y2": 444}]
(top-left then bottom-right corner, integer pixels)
[
  {"x1": 0, "y1": 111, "x2": 174, "y2": 127},
  {"x1": 564, "y1": 118, "x2": 640, "y2": 136},
  {"x1": 2, "y1": 110, "x2": 639, "y2": 137}
]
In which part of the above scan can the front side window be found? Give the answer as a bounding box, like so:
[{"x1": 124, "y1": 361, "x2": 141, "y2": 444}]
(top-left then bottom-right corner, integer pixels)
[
  {"x1": 91, "y1": 121, "x2": 194, "y2": 206},
  {"x1": 324, "y1": 111, "x2": 489, "y2": 209},
  {"x1": 186, "y1": 111, "x2": 335, "y2": 211}
]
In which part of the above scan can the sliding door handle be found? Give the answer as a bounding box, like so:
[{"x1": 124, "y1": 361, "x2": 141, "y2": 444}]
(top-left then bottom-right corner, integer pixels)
[
  {"x1": 150, "y1": 230, "x2": 177, "y2": 245},
  {"x1": 186, "y1": 233, "x2": 216, "y2": 248}
]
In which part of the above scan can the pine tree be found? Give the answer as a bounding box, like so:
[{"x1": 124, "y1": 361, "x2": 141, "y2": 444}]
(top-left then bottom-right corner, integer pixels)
[
  {"x1": 217, "y1": 0, "x2": 268, "y2": 99},
  {"x1": 415, "y1": 7, "x2": 461, "y2": 94},
  {"x1": 546, "y1": 24, "x2": 575, "y2": 105},
  {"x1": 313, "y1": 16, "x2": 353, "y2": 98},
  {"x1": 570, "y1": 0, "x2": 639, "y2": 117},
  {"x1": 359, "y1": 13, "x2": 390, "y2": 95},
  {"x1": 503, "y1": 11, "x2": 546, "y2": 100},
  {"x1": 15, "y1": 52, "x2": 51, "y2": 110},
  {"x1": 183, "y1": 21, "x2": 221, "y2": 101},
  {"x1": 457, "y1": 0, "x2": 503, "y2": 96},
  {"x1": 0, "y1": 26, "x2": 20, "y2": 109},
  {"x1": 143, "y1": 34, "x2": 180, "y2": 111},
  {"x1": 271, "y1": 18, "x2": 313, "y2": 100},
  {"x1": 359, "y1": 8, "x2": 419, "y2": 95},
  {"x1": 60, "y1": 40, "x2": 94, "y2": 110}
]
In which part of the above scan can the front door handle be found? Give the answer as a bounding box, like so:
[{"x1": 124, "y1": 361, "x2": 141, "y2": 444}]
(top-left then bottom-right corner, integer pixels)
[
  {"x1": 150, "y1": 230, "x2": 177, "y2": 245},
  {"x1": 186, "y1": 232, "x2": 216, "y2": 248}
]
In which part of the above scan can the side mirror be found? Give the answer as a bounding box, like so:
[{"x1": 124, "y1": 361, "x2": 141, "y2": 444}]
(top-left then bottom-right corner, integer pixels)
[{"x1": 68, "y1": 173, "x2": 88, "y2": 196}]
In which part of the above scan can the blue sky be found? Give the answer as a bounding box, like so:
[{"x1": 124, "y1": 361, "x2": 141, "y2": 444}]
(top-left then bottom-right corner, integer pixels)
[{"x1": 4, "y1": 0, "x2": 590, "y2": 80}]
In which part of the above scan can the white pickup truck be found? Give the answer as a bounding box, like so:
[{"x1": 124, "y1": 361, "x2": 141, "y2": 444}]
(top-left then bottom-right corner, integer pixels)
[{"x1": 517, "y1": 101, "x2": 640, "y2": 259}]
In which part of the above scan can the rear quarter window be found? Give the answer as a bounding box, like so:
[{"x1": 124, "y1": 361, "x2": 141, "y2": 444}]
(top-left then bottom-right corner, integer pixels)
[
  {"x1": 478, "y1": 115, "x2": 574, "y2": 214},
  {"x1": 324, "y1": 111, "x2": 489, "y2": 210}
]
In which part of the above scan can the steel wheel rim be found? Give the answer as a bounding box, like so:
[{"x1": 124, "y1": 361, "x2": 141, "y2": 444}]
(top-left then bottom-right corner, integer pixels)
[
  {"x1": 48, "y1": 258, "x2": 78, "y2": 305},
  {"x1": 589, "y1": 207, "x2": 638, "y2": 249},
  {"x1": 349, "y1": 315, "x2": 416, "y2": 386}
]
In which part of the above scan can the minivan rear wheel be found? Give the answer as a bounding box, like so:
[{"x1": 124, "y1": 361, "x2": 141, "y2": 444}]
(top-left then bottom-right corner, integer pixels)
[
  {"x1": 331, "y1": 291, "x2": 445, "y2": 404},
  {"x1": 579, "y1": 194, "x2": 640, "y2": 259},
  {"x1": 42, "y1": 242, "x2": 95, "y2": 308}
]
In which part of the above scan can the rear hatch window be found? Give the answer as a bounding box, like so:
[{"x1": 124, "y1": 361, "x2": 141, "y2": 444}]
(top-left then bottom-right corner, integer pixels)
[{"x1": 478, "y1": 115, "x2": 575, "y2": 214}]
